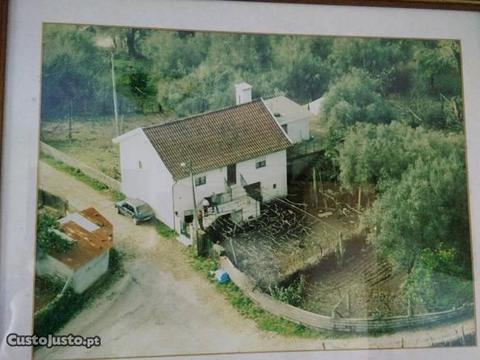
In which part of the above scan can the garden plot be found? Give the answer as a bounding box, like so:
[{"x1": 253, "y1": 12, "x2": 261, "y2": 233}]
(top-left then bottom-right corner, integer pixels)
[
  {"x1": 208, "y1": 199, "x2": 357, "y2": 289},
  {"x1": 300, "y1": 240, "x2": 409, "y2": 318}
]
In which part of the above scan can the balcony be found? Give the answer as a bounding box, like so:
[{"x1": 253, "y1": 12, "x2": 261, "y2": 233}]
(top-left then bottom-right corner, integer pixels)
[{"x1": 201, "y1": 185, "x2": 260, "y2": 229}]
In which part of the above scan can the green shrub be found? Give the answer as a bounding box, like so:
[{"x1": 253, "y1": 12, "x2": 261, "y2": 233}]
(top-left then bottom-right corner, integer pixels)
[
  {"x1": 268, "y1": 275, "x2": 306, "y2": 307},
  {"x1": 402, "y1": 248, "x2": 473, "y2": 312},
  {"x1": 37, "y1": 213, "x2": 73, "y2": 253}
]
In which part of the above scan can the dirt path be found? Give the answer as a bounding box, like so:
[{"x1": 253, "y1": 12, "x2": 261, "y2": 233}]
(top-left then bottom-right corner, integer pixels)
[{"x1": 34, "y1": 161, "x2": 476, "y2": 359}]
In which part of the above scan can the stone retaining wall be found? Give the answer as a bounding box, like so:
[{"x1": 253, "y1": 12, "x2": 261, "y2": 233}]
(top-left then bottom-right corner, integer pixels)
[{"x1": 220, "y1": 256, "x2": 474, "y2": 334}]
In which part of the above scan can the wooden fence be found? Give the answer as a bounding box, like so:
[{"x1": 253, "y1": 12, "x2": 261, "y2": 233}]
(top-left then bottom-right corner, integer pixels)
[
  {"x1": 40, "y1": 142, "x2": 121, "y2": 191},
  {"x1": 220, "y1": 256, "x2": 474, "y2": 334}
]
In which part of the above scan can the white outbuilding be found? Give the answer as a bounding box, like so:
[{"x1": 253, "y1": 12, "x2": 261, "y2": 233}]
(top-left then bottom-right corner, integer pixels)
[
  {"x1": 263, "y1": 95, "x2": 314, "y2": 143},
  {"x1": 36, "y1": 207, "x2": 113, "y2": 293}
]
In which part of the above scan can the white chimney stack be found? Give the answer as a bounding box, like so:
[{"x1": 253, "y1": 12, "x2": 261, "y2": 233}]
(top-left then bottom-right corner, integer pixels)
[{"x1": 235, "y1": 82, "x2": 252, "y2": 105}]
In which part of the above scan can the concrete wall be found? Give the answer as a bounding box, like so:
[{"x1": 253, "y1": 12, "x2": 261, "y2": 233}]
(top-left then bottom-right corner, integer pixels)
[
  {"x1": 38, "y1": 189, "x2": 69, "y2": 215},
  {"x1": 36, "y1": 251, "x2": 73, "y2": 280},
  {"x1": 282, "y1": 118, "x2": 310, "y2": 143},
  {"x1": 72, "y1": 251, "x2": 109, "y2": 293},
  {"x1": 117, "y1": 130, "x2": 175, "y2": 228},
  {"x1": 40, "y1": 142, "x2": 120, "y2": 191}
]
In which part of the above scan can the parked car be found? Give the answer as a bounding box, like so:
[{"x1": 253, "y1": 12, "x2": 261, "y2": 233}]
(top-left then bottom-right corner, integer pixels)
[{"x1": 115, "y1": 198, "x2": 154, "y2": 225}]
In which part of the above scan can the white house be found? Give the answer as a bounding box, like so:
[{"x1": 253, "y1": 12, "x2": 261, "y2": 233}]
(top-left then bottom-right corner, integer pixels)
[
  {"x1": 113, "y1": 93, "x2": 292, "y2": 240},
  {"x1": 263, "y1": 95, "x2": 314, "y2": 143},
  {"x1": 36, "y1": 207, "x2": 113, "y2": 293}
]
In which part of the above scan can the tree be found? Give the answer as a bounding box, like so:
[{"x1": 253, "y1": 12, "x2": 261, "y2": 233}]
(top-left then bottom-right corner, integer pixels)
[
  {"x1": 339, "y1": 122, "x2": 465, "y2": 192},
  {"x1": 321, "y1": 68, "x2": 393, "y2": 165},
  {"x1": 413, "y1": 40, "x2": 461, "y2": 97},
  {"x1": 362, "y1": 153, "x2": 469, "y2": 273},
  {"x1": 41, "y1": 25, "x2": 111, "y2": 117},
  {"x1": 271, "y1": 36, "x2": 331, "y2": 103}
]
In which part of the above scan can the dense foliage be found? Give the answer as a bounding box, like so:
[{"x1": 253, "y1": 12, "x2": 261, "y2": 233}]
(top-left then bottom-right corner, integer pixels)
[
  {"x1": 336, "y1": 111, "x2": 471, "y2": 310},
  {"x1": 37, "y1": 213, "x2": 74, "y2": 253},
  {"x1": 41, "y1": 25, "x2": 462, "y2": 124}
]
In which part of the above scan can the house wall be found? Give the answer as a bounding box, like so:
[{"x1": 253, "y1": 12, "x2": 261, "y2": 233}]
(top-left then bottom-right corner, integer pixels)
[
  {"x1": 36, "y1": 251, "x2": 73, "y2": 280},
  {"x1": 236, "y1": 150, "x2": 288, "y2": 201},
  {"x1": 173, "y1": 149, "x2": 288, "y2": 228},
  {"x1": 117, "y1": 130, "x2": 175, "y2": 228},
  {"x1": 173, "y1": 167, "x2": 228, "y2": 230},
  {"x1": 71, "y1": 251, "x2": 109, "y2": 293},
  {"x1": 282, "y1": 118, "x2": 311, "y2": 143}
]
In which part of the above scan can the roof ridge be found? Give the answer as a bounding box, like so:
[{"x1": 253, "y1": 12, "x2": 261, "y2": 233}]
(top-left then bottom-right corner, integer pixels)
[{"x1": 143, "y1": 99, "x2": 263, "y2": 130}]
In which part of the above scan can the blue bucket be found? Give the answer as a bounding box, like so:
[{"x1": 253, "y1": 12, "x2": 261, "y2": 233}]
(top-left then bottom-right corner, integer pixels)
[{"x1": 215, "y1": 270, "x2": 230, "y2": 284}]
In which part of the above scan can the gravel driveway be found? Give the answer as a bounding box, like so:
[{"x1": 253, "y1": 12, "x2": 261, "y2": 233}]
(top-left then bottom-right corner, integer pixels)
[{"x1": 34, "y1": 161, "x2": 476, "y2": 359}]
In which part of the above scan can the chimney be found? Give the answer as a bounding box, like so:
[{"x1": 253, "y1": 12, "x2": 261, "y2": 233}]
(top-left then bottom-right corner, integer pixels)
[{"x1": 235, "y1": 82, "x2": 252, "y2": 105}]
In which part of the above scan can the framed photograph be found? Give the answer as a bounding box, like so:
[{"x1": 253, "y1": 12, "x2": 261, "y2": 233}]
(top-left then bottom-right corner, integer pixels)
[{"x1": 1, "y1": 1, "x2": 480, "y2": 360}]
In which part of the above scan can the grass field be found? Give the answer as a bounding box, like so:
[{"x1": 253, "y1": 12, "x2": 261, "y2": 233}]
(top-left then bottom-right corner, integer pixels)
[{"x1": 41, "y1": 114, "x2": 173, "y2": 179}]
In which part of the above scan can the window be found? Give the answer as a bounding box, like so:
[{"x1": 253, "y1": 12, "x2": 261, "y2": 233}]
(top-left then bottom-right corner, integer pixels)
[
  {"x1": 273, "y1": 184, "x2": 277, "y2": 189},
  {"x1": 255, "y1": 158, "x2": 266, "y2": 169},
  {"x1": 195, "y1": 175, "x2": 207, "y2": 186},
  {"x1": 281, "y1": 124, "x2": 288, "y2": 134},
  {"x1": 138, "y1": 161, "x2": 143, "y2": 169}
]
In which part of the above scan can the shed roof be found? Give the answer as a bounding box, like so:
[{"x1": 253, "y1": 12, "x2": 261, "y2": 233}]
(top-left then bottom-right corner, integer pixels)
[
  {"x1": 143, "y1": 100, "x2": 291, "y2": 180},
  {"x1": 263, "y1": 96, "x2": 314, "y2": 125},
  {"x1": 49, "y1": 208, "x2": 113, "y2": 270}
]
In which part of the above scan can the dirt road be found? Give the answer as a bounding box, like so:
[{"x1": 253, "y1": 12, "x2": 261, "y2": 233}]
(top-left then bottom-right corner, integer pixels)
[{"x1": 34, "y1": 161, "x2": 476, "y2": 359}]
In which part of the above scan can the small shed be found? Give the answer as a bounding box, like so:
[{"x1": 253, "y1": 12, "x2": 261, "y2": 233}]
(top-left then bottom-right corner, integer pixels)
[{"x1": 36, "y1": 207, "x2": 113, "y2": 293}]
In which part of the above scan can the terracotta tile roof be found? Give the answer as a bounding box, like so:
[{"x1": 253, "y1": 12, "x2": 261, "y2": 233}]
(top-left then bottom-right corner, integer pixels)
[
  {"x1": 50, "y1": 208, "x2": 113, "y2": 270},
  {"x1": 143, "y1": 100, "x2": 292, "y2": 180}
]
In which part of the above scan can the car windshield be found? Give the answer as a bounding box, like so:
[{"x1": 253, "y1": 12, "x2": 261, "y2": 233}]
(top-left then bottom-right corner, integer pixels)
[{"x1": 137, "y1": 204, "x2": 151, "y2": 214}]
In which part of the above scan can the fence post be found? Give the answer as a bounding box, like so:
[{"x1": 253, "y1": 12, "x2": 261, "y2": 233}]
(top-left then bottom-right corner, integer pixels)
[{"x1": 347, "y1": 290, "x2": 351, "y2": 316}]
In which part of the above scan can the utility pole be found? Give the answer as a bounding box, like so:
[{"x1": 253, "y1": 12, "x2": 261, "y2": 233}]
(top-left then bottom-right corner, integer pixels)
[
  {"x1": 182, "y1": 161, "x2": 200, "y2": 252},
  {"x1": 68, "y1": 100, "x2": 73, "y2": 142},
  {"x1": 111, "y1": 51, "x2": 120, "y2": 137},
  {"x1": 189, "y1": 161, "x2": 199, "y2": 231}
]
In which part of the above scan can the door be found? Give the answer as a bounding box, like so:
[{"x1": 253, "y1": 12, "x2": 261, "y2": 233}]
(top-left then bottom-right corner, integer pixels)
[{"x1": 227, "y1": 163, "x2": 236, "y2": 185}]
